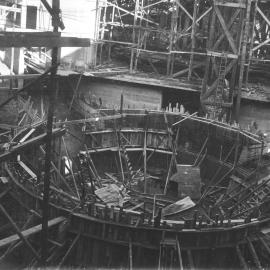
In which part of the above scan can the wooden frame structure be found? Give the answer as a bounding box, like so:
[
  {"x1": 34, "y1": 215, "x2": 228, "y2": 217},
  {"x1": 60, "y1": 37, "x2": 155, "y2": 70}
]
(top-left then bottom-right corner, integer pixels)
[
  {"x1": 95, "y1": 0, "x2": 270, "y2": 121},
  {"x1": 0, "y1": 110, "x2": 269, "y2": 268}
]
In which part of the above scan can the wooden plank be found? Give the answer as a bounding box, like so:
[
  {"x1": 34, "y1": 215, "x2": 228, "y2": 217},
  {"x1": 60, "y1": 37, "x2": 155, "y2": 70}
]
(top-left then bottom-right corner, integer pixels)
[
  {"x1": 173, "y1": 63, "x2": 203, "y2": 78},
  {"x1": 215, "y1": 1, "x2": 246, "y2": 8},
  {"x1": 128, "y1": 202, "x2": 144, "y2": 211},
  {"x1": 0, "y1": 216, "x2": 65, "y2": 248},
  {"x1": 0, "y1": 32, "x2": 90, "y2": 48},
  {"x1": 19, "y1": 128, "x2": 36, "y2": 143},
  {"x1": 0, "y1": 5, "x2": 21, "y2": 12},
  {"x1": 17, "y1": 159, "x2": 37, "y2": 180},
  {"x1": 207, "y1": 50, "x2": 238, "y2": 59}
]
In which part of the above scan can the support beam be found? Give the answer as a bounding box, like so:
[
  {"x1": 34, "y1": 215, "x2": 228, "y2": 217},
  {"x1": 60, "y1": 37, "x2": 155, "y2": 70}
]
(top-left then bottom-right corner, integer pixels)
[
  {"x1": 0, "y1": 216, "x2": 65, "y2": 249},
  {"x1": 0, "y1": 32, "x2": 90, "y2": 48},
  {"x1": 41, "y1": 0, "x2": 60, "y2": 264},
  {"x1": 235, "y1": 0, "x2": 251, "y2": 122},
  {"x1": 40, "y1": 0, "x2": 65, "y2": 30}
]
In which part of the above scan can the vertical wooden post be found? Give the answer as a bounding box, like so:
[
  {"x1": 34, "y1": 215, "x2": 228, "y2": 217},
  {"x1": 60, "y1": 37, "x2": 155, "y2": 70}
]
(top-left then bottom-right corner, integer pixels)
[
  {"x1": 57, "y1": 136, "x2": 62, "y2": 185},
  {"x1": 244, "y1": 0, "x2": 258, "y2": 87},
  {"x1": 130, "y1": 0, "x2": 139, "y2": 73},
  {"x1": 99, "y1": 0, "x2": 107, "y2": 65},
  {"x1": 201, "y1": 4, "x2": 216, "y2": 101},
  {"x1": 41, "y1": 0, "x2": 60, "y2": 265},
  {"x1": 188, "y1": 0, "x2": 198, "y2": 80},
  {"x1": 93, "y1": 0, "x2": 101, "y2": 67},
  {"x1": 167, "y1": 1, "x2": 176, "y2": 76},
  {"x1": 108, "y1": 5, "x2": 115, "y2": 62},
  {"x1": 235, "y1": 0, "x2": 251, "y2": 122},
  {"x1": 18, "y1": 0, "x2": 27, "y2": 88},
  {"x1": 134, "y1": 0, "x2": 143, "y2": 71},
  {"x1": 164, "y1": 125, "x2": 180, "y2": 195},
  {"x1": 143, "y1": 0, "x2": 149, "y2": 50},
  {"x1": 143, "y1": 111, "x2": 148, "y2": 193},
  {"x1": 228, "y1": 9, "x2": 244, "y2": 122},
  {"x1": 170, "y1": 5, "x2": 179, "y2": 76}
]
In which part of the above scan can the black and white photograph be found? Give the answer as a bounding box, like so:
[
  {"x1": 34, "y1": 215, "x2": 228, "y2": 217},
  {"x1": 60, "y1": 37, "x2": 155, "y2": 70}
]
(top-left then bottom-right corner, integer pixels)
[{"x1": 0, "y1": 0, "x2": 269, "y2": 269}]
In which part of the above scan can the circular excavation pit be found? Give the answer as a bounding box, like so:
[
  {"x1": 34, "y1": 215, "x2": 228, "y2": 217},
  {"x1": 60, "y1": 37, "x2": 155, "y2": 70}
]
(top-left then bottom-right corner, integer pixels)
[{"x1": 1, "y1": 110, "x2": 270, "y2": 269}]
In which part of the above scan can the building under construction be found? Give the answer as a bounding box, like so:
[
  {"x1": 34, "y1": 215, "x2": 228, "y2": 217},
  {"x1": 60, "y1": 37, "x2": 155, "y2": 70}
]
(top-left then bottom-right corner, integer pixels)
[{"x1": 0, "y1": 0, "x2": 270, "y2": 269}]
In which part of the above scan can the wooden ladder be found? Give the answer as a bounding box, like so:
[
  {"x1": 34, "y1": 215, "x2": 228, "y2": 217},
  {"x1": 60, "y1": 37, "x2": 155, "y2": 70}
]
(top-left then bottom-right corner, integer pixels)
[{"x1": 214, "y1": 53, "x2": 228, "y2": 106}]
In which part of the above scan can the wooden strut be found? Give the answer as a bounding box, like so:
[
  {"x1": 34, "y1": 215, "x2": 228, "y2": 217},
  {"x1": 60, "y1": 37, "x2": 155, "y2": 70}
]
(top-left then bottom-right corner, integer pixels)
[
  {"x1": 56, "y1": 234, "x2": 80, "y2": 269},
  {"x1": 258, "y1": 235, "x2": 270, "y2": 255},
  {"x1": 39, "y1": 145, "x2": 77, "y2": 197},
  {"x1": 199, "y1": 142, "x2": 236, "y2": 202},
  {"x1": 229, "y1": 176, "x2": 270, "y2": 217},
  {"x1": 82, "y1": 147, "x2": 96, "y2": 193},
  {"x1": 0, "y1": 213, "x2": 34, "y2": 262},
  {"x1": 0, "y1": 215, "x2": 65, "y2": 248},
  {"x1": 193, "y1": 135, "x2": 208, "y2": 166},
  {"x1": 236, "y1": 244, "x2": 248, "y2": 270},
  {"x1": 41, "y1": 0, "x2": 59, "y2": 265},
  {"x1": 0, "y1": 203, "x2": 40, "y2": 261},
  {"x1": 68, "y1": 73, "x2": 83, "y2": 112},
  {"x1": 172, "y1": 112, "x2": 198, "y2": 126},
  {"x1": 84, "y1": 145, "x2": 102, "y2": 188},
  {"x1": 247, "y1": 237, "x2": 263, "y2": 269},
  {"x1": 163, "y1": 123, "x2": 180, "y2": 195},
  {"x1": 113, "y1": 116, "x2": 125, "y2": 183},
  {"x1": 62, "y1": 137, "x2": 80, "y2": 198}
]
